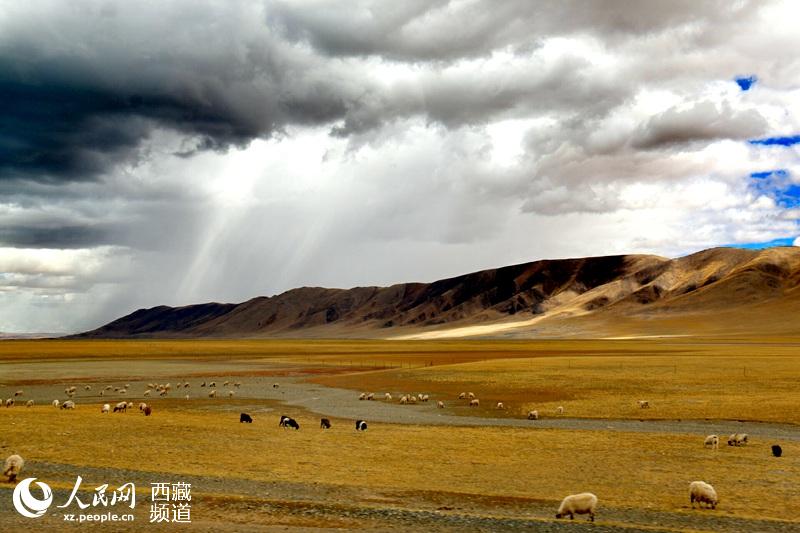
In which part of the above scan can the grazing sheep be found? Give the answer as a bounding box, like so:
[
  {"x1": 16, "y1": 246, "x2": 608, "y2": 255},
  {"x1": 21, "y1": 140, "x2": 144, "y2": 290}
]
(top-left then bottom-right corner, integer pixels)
[
  {"x1": 384, "y1": 393, "x2": 392, "y2": 401},
  {"x1": 144, "y1": 390, "x2": 151, "y2": 397},
  {"x1": 61, "y1": 400, "x2": 75, "y2": 409},
  {"x1": 467, "y1": 392, "x2": 475, "y2": 399},
  {"x1": 5, "y1": 399, "x2": 14, "y2": 408},
  {"x1": 638, "y1": 400, "x2": 650, "y2": 409},
  {"x1": 148, "y1": 383, "x2": 156, "y2": 389},
  {"x1": 420, "y1": 394, "x2": 429, "y2": 402},
  {"x1": 689, "y1": 481, "x2": 718, "y2": 509},
  {"x1": 138, "y1": 402, "x2": 148, "y2": 411},
  {"x1": 358, "y1": 393, "x2": 367, "y2": 401},
  {"x1": 208, "y1": 390, "x2": 217, "y2": 398},
  {"x1": 355, "y1": 420, "x2": 368, "y2": 431},
  {"x1": 240, "y1": 413, "x2": 253, "y2": 423},
  {"x1": 727, "y1": 433, "x2": 748, "y2": 446},
  {"x1": 272, "y1": 383, "x2": 279, "y2": 388},
  {"x1": 25, "y1": 400, "x2": 34, "y2": 407},
  {"x1": 101, "y1": 404, "x2": 110, "y2": 414},
  {"x1": 437, "y1": 401, "x2": 445, "y2": 408},
  {"x1": 527, "y1": 410, "x2": 539, "y2": 420},
  {"x1": 495, "y1": 402, "x2": 505, "y2": 410},
  {"x1": 99, "y1": 391, "x2": 104, "y2": 397},
  {"x1": 556, "y1": 406, "x2": 564, "y2": 415},
  {"x1": 52, "y1": 400, "x2": 59, "y2": 408},
  {"x1": 458, "y1": 392, "x2": 466, "y2": 399},
  {"x1": 704, "y1": 435, "x2": 719, "y2": 450},
  {"x1": 469, "y1": 399, "x2": 480, "y2": 407},
  {"x1": 772, "y1": 445, "x2": 783, "y2": 457},
  {"x1": 409, "y1": 395, "x2": 418, "y2": 404},
  {"x1": 234, "y1": 382, "x2": 241, "y2": 388},
  {"x1": 280, "y1": 416, "x2": 299, "y2": 430},
  {"x1": 118, "y1": 389, "x2": 127, "y2": 395},
  {"x1": 223, "y1": 381, "x2": 230, "y2": 387},
  {"x1": 555, "y1": 492, "x2": 598, "y2": 522},
  {"x1": 143, "y1": 406, "x2": 152, "y2": 416},
  {"x1": 227, "y1": 390, "x2": 234, "y2": 398},
  {"x1": 159, "y1": 389, "x2": 167, "y2": 397},
  {"x1": 208, "y1": 382, "x2": 216, "y2": 388},
  {"x1": 366, "y1": 392, "x2": 375, "y2": 401},
  {"x1": 103, "y1": 385, "x2": 112, "y2": 391},
  {"x1": 14, "y1": 390, "x2": 23, "y2": 397},
  {"x1": 126, "y1": 402, "x2": 133, "y2": 409},
  {"x1": 3, "y1": 454, "x2": 24, "y2": 483},
  {"x1": 113, "y1": 401, "x2": 127, "y2": 413},
  {"x1": 201, "y1": 381, "x2": 206, "y2": 387},
  {"x1": 399, "y1": 395, "x2": 408, "y2": 405},
  {"x1": 320, "y1": 418, "x2": 331, "y2": 429},
  {"x1": 84, "y1": 385, "x2": 91, "y2": 391}
]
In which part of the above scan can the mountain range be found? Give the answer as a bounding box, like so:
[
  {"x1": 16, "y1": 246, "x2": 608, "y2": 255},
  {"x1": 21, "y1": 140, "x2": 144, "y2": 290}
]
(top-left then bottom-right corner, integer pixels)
[{"x1": 74, "y1": 247, "x2": 800, "y2": 339}]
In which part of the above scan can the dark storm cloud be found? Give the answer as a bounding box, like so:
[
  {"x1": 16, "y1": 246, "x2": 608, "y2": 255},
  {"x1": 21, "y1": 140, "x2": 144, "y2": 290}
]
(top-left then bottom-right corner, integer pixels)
[
  {"x1": 0, "y1": 224, "x2": 112, "y2": 248},
  {"x1": 632, "y1": 102, "x2": 769, "y2": 150}
]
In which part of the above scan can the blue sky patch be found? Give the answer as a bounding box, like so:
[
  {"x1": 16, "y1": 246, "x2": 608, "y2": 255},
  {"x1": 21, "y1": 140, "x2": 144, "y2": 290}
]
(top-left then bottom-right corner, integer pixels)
[
  {"x1": 726, "y1": 237, "x2": 796, "y2": 250},
  {"x1": 734, "y1": 75, "x2": 757, "y2": 91},
  {"x1": 749, "y1": 134, "x2": 800, "y2": 147},
  {"x1": 750, "y1": 169, "x2": 788, "y2": 179}
]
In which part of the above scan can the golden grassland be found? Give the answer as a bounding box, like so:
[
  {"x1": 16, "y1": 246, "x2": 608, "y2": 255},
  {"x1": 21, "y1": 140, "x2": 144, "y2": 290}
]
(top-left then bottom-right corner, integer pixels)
[
  {"x1": 313, "y1": 353, "x2": 800, "y2": 424},
  {"x1": 4, "y1": 338, "x2": 800, "y2": 423},
  {"x1": 1, "y1": 405, "x2": 798, "y2": 524}
]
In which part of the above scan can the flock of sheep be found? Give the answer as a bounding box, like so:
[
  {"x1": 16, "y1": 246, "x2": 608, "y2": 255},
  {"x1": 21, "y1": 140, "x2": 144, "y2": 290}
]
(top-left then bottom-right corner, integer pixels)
[{"x1": 0, "y1": 381, "x2": 787, "y2": 524}]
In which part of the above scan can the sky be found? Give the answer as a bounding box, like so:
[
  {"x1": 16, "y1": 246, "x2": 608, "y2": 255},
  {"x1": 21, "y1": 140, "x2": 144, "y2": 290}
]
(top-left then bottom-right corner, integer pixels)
[{"x1": 1, "y1": 0, "x2": 800, "y2": 333}]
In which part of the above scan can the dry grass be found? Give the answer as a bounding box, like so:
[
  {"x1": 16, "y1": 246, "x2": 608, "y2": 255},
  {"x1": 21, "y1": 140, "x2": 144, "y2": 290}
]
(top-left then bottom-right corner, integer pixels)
[
  {"x1": 1, "y1": 406, "x2": 798, "y2": 524},
  {"x1": 315, "y1": 355, "x2": 800, "y2": 424}
]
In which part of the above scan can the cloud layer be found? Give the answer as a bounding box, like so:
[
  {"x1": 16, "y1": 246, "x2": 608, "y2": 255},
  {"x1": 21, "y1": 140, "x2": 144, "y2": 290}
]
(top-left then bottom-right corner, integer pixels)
[{"x1": 1, "y1": 0, "x2": 800, "y2": 332}]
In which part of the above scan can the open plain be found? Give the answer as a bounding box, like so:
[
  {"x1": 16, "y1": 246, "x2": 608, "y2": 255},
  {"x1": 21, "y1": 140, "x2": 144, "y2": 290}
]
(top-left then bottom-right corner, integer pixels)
[{"x1": 1, "y1": 338, "x2": 799, "y2": 531}]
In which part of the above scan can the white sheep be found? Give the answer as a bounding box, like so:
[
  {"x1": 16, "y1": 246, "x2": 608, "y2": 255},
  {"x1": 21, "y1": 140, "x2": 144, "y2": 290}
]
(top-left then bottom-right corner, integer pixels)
[
  {"x1": 638, "y1": 400, "x2": 650, "y2": 409},
  {"x1": 126, "y1": 402, "x2": 133, "y2": 409},
  {"x1": 234, "y1": 382, "x2": 241, "y2": 388},
  {"x1": 99, "y1": 391, "x2": 104, "y2": 397},
  {"x1": 458, "y1": 392, "x2": 466, "y2": 399},
  {"x1": 61, "y1": 400, "x2": 76, "y2": 409},
  {"x1": 556, "y1": 492, "x2": 598, "y2": 521},
  {"x1": 437, "y1": 401, "x2": 445, "y2": 408},
  {"x1": 144, "y1": 389, "x2": 151, "y2": 397},
  {"x1": 25, "y1": 400, "x2": 34, "y2": 407},
  {"x1": 409, "y1": 395, "x2": 418, "y2": 404},
  {"x1": 727, "y1": 433, "x2": 748, "y2": 446},
  {"x1": 704, "y1": 435, "x2": 719, "y2": 450},
  {"x1": 208, "y1": 390, "x2": 217, "y2": 398},
  {"x1": 113, "y1": 401, "x2": 127, "y2": 413},
  {"x1": 3, "y1": 454, "x2": 24, "y2": 482},
  {"x1": 689, "y1": 481, "x2": 718, "y2": 509},
  {"x1": 5, "y1": 398, "x2": 14, "y2": 408},
  {"x1": 101, "y1": 404, "x2": 110, "y2": 414},
  {"x1": 399, "y1": 395, "x2": 408, "y2": 405},
  {"x1": 469, "y1": 399, "x2": 480, "y2": 407},
  {"x1": 223, "y1": 380, "x2": 230, "y2": 387},
  {"x1": 528, "y1": 410, "x2": 539, "y2": 420},
  {"x1": 52, "y1": 399, "x2": 59, "y2": 408},
  {"x1": 366, "y1": 392, "x2": 375, "y2": 401},
  {"x1": 467, "y1": 392, "x2": 475, "y2": 399},
  {"x1": 227, "y1": 390, "x2": 234, "y2": 398},
  {"x1": 556, "y1": 406, "x2": 564, "y2": 415},
  {"x1": 358, "y1": 393, "x2": 367, "y2": 401},
  {"x1": 420, "y1": 394, "x2": 429, "y2": 402},
  {"x1": 138, "y1": 402, "x2": 148, "y2": 411},
  {"x1": 384, "y1": 392, "x2": 392, "y2": 401},
  {"x1": 14, "y1": 390, "x2": 23, "y2": 397},
  {"x1": 84, "y1": 385, "x2": 91, "y2": 391},
  {"x1": 495, "y1": 402, "x2": 505, "y2": 410}
]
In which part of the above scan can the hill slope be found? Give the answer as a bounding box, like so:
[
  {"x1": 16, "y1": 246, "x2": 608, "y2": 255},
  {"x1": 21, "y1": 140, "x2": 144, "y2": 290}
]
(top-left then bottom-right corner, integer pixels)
[{"x1": 75, "y1": 247, "x2": 800, "y2": 339}]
